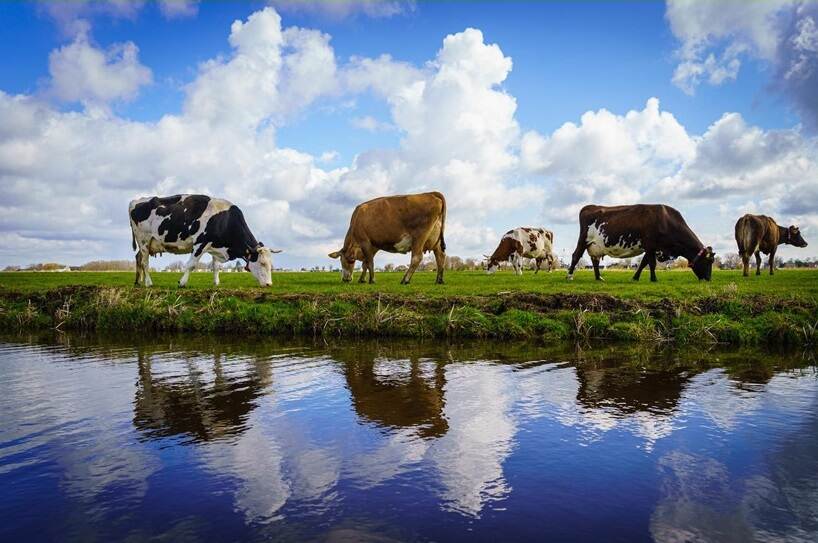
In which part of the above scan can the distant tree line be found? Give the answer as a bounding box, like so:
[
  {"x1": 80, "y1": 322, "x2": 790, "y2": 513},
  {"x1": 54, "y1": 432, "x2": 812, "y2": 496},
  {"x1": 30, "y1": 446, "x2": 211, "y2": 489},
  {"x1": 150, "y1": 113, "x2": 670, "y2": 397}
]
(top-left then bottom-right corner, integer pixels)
[
  {"x1": 4, "y1": 254, "x2": 816, "y2": 273},
  {"x1": 3, "y1": 260, "x2": 136, "y2": 272},
  {"x1": 716, "y1": 253, "x2": 818, "y2": 270}
]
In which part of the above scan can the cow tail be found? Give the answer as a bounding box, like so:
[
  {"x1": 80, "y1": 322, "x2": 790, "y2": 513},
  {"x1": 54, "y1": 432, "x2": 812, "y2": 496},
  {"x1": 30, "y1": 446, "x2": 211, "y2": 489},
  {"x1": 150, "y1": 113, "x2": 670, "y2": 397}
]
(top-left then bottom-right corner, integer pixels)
[
  {"x1": 132, "y1": 231, "x2": 136, "y2": 251},
  {"x1": 735, "y1": 216, "x2": 754, "y2": 256},
  {"x1": 437, "y1": 192, "x2": 447, "y2": 252}
]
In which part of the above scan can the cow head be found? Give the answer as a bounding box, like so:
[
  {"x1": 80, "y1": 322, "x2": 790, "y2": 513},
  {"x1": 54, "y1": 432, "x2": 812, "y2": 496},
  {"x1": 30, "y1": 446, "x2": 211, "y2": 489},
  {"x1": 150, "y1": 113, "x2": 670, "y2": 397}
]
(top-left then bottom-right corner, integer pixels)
[
  {"x1": 328, "y1": 247, "x2": 356, "y2": 282},
  {"x1": 786, "y1": 225, "x2": 808, "y2": 248},
  {"x1": 245, "y1": 245, "x2": 279, "y2": 286},
  {"x1": 690, "y1": 246, "x2": 715, "y2": 281},
  {"x1": 484, "y1": 254, "x2": 501, "y2": 274}
]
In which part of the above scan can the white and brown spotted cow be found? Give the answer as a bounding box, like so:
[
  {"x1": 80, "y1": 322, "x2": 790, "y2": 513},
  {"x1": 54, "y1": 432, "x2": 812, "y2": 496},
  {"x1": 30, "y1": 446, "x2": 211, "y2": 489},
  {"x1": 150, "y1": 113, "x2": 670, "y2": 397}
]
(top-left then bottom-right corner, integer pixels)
[
  {"x1": 567, "y1": 204, "x2": 715, "y2": 282},
  {"x1": 129, "y1": 195, "x2": 281, "y2": 287},
  {"x1": 485, "y1": 227, "x2": 556, "y2": 275}
]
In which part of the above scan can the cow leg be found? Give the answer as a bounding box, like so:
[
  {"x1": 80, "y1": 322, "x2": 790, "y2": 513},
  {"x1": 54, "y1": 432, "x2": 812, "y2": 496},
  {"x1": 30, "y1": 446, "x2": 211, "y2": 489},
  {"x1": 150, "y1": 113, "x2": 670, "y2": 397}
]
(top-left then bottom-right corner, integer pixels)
[
  {"x1": 741, "y1": 252, "x2": 750, "y2": 277},
  {"x1": 211, "y1": 257, "x2": 222, "y2": 286},
  {"x1": 140, "y1": 248, "x2": 153, "y2": 288},
  {"x1": 647, "y1": 251, "x2": 658, "y2": 282},
  {"x1": 178, "y1": 252, "x2": 203, "y2": 288},
  {"x1": 358, "y1": 260, "x2": 368, "y2": 283},
  {"x1": 591, "y1": 256, "x2": 604, "y2": 281},
  {"x1": 755, "y1": 251, "x2": 762, "y2": 276},
  {"x1": 134, "y1": 250, "x2": 143, "y2": 286},
  {"x1": 433, "y1": 245, "x2": 445, "y2": 284},
  {"x1": 768, "y1": 248, "x2": 776, "y2": 276},
  {"x1": 567, "y1": 235, "x2": 587, "y2": 280},
  {"x1": 366, "y1": 251, "x2": 376, "y2": 284},
  {"x1": 534, "y1": 257, "x2": 542, "y2": 274},
  {"x1": 633, "y1": 255, "x2": 649, "y2": 281},
  {"x1": 358, "y1": 244, "x2": 376, "y2": 284},
  {"x1": 134, "y1": 243, "x2": 151, "y2": 287},
  {"x1": 401, "y1": 249, "x2": 424, "y2": 285},
  {"x1": 511, "y1": 254, "x2": 523, "y2": 275}
]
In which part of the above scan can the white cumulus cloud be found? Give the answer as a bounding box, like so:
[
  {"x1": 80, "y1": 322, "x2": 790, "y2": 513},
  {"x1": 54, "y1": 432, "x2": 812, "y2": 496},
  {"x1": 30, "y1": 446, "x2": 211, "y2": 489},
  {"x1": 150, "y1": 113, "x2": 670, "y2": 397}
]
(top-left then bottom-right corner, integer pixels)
[
  {"x1": 48, "y1": 32, "x2": 152, "y2": 108},
  {"x1": 666, "y1": 0, "x2": 818, "y2": 130},
  {"x1": 521, "y1": 98, "x2": 695, "y2": 222}
]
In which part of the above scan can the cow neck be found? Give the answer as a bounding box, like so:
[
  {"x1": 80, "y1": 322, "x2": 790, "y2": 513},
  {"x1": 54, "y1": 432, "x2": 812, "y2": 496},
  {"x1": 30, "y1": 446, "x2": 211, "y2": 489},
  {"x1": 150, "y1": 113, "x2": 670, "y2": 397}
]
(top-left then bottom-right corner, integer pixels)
[
  {"x1": 777, "y1": 225, "x2": 790, "y2": 245},
  {"x1": 671, "y1": 226, "x2": 705, "y2": 263},
  {"x1": 491, "y1": 238, "x2": 515, "y2": 262}
]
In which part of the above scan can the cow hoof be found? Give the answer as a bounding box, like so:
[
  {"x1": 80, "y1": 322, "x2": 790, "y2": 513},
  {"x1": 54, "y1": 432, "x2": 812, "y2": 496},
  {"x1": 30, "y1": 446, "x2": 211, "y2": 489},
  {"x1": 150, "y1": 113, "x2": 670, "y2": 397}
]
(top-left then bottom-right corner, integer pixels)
[{"x1": 596, "y1": 277, "x2": 605, "y2": 282}]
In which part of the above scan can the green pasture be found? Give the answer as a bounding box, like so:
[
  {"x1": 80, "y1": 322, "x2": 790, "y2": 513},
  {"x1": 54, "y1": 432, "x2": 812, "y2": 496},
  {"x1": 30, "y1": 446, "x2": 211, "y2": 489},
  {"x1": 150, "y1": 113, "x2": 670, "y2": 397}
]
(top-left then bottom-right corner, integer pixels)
[{"x1": 1, "y1": 268, "x2": 817, "y2": 302}]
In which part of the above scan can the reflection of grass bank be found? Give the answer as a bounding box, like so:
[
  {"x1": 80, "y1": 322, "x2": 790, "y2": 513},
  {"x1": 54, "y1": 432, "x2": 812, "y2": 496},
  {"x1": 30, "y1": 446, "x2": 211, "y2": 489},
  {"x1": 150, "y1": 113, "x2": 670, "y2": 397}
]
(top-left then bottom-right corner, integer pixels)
[{"x1": 1, "y1": 283, "x2": 816, "y2": 347}]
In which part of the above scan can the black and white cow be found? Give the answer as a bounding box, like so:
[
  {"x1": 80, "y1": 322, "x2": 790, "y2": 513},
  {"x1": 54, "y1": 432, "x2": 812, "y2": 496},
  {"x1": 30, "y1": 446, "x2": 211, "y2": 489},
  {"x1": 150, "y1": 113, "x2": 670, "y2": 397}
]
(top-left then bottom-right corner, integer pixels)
[
  {"x1": 567, "y1": 204, "x2": 715, "y2": 282},
  {"x1": 129, "y1": 195, "x2": 281, "y2": 287},
  {"x1": 485, "y1": 227, "x2": 556, "y2": 275}
]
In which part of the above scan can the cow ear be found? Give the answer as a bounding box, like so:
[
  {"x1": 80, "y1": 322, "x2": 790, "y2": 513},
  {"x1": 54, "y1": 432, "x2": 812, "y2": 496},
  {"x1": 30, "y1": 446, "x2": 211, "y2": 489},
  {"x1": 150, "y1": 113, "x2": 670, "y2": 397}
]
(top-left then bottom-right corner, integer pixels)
[
  {"x1": 328, "y1": 250, "x2": 341, "y2": 259},
  {"x1": 258, "y1": 242, "x2": 264, "y2": 247}
]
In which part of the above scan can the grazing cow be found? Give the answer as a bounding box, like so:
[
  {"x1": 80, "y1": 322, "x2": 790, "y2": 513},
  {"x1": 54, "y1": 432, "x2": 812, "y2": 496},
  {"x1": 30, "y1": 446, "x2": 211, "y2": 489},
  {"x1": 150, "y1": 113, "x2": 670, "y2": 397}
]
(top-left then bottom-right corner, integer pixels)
[
  {"x1": 129, "y1": 194, "x2": 281, "y2": 287},
  {"x1": 735, "y1": 214, "x2": 807, "y2": 276},
  {"x1": 485, "y1": 227, "x2": 556, "y2": 275},
  {"x1": 567, "y1": 204, "x2": 715, "y2": 282},
  {"x1": 329, "y1": 191, "x2": 447, "y2": 284}
]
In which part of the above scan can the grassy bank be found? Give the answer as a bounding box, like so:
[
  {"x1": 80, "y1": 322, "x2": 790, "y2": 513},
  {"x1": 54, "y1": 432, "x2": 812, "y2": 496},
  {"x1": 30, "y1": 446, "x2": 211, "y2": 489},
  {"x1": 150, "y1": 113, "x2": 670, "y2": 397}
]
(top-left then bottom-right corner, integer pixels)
[{"x1": 1, "y1": 270, "x2": 817, "y2": 346}]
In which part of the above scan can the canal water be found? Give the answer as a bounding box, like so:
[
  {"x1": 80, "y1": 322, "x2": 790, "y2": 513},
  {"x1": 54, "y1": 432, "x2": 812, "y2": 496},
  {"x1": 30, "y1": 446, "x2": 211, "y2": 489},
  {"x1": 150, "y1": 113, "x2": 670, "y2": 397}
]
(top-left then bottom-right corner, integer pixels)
[{"x1": 0, "y1": 334, "x2": 816, "y2": 542}]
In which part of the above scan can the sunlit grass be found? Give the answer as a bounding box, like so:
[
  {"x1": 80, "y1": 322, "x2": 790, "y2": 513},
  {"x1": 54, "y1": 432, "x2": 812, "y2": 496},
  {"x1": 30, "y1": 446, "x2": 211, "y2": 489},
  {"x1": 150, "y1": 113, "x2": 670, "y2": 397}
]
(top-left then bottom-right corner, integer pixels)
[{"x1": 1, "y1": 268, "x2": 817, "y2": 302}]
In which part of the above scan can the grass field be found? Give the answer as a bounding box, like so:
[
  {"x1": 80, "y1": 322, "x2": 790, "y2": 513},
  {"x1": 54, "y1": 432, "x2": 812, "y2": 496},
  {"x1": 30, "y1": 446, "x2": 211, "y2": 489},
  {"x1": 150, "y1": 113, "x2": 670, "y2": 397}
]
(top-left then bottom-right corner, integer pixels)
[
  {"x1": 2, "y1": 268, "x2": 817, "y2": 301},
  {"x1": 1, "y1": 269, "x2": 817, "y2": 346}
]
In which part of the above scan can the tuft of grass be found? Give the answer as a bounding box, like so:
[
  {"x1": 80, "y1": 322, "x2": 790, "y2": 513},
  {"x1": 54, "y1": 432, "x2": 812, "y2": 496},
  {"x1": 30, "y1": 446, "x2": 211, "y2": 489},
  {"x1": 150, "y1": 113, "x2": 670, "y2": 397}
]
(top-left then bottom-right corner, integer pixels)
[{"x1": 802, "y1": 320, "x2": 818, "y2": 346}]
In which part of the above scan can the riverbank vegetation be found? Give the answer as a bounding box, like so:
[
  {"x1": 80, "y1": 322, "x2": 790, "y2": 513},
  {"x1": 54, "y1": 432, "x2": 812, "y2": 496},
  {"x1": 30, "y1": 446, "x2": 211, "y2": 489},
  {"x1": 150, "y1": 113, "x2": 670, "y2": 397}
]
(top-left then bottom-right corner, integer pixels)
[{"x1": 1, "y1": 270, "x2": 816, "y2": 347}]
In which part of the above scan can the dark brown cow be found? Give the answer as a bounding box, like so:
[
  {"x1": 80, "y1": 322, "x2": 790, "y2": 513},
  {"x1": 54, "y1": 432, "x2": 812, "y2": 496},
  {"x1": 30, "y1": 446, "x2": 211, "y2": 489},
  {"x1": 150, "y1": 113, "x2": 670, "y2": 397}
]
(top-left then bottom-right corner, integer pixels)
[
  {"x1": 329, "y1": 191, "x2": 446, "y2": 284},
  {"x1": 567, "y1": 204, "x2": 715, "y2": 282},
  {"x1": 735, "y1": 214, "x2": 807, "y2": 276}
]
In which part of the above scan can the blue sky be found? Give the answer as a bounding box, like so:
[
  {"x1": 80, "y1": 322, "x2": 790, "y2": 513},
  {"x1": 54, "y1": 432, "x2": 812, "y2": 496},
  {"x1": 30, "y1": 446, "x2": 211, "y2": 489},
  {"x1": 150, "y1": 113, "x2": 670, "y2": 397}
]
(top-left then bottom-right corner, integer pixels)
[{"x1": 0, "y1": 1, "x2": 816, "y2": 269}]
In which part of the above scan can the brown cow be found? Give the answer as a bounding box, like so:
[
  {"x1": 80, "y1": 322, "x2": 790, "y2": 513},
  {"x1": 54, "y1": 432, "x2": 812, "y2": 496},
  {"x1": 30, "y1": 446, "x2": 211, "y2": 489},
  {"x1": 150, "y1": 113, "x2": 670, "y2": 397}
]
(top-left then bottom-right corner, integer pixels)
[
  {"x1": 567, "y1": 204, "x2": 715, "y2": 282},
  {"x1": 735, "y1": 214, "x2": 807, "y2": 276},
  {"x1": 329, "y1": 191, "x2": 447, "y2": 284}
]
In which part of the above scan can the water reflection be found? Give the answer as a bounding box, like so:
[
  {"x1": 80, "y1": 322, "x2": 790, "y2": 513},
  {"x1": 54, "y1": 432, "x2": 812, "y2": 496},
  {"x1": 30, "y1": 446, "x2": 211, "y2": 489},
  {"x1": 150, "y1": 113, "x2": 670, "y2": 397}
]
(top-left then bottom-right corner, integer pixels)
[
  {"x1": 133, "y1": 347, "x2": 272, "y2": 442},
  {"x1": 332, "y1": 343, "x2": 449, "y2": 438},
  {"x1": 0, "y1": 333, "x2": 815, "y2": 542}
]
